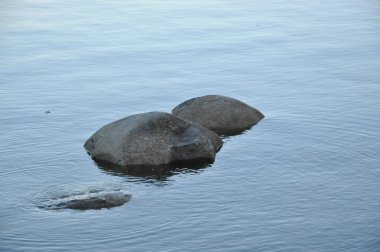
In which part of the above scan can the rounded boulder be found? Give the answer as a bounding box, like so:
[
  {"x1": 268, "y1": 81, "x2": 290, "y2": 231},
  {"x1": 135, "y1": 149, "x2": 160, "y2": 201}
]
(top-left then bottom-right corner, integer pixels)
[
  {"x1": 84, "y1": 112, "x2": 223, "y2": 168},
  {"x1": 172, "y1": 95, "x2": 264, "y2": 135}
]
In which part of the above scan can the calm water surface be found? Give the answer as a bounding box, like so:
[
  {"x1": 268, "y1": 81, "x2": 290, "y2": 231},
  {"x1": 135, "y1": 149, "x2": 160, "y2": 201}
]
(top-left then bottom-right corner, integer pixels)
[{"x1": 1, "y1": 0, "x2": 380, "y2": 251}]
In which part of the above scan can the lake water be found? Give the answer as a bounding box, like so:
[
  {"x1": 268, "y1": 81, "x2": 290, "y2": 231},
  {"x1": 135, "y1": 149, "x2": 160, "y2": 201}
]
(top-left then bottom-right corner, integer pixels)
[{"x1": 1, "y1": 0, "x2": 380, "y2": 251}]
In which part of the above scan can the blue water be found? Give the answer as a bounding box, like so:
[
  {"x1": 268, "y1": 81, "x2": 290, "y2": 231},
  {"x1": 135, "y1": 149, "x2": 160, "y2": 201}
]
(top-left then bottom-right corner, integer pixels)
[{"x1": 1, "y1": 0, "x2": 380, "y2": 251}]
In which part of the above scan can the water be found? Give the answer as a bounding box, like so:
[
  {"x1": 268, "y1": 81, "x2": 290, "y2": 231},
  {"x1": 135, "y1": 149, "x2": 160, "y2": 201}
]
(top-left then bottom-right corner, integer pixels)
[{"x1": 1, "y1": 0, "x2": 380, "y2": 251}]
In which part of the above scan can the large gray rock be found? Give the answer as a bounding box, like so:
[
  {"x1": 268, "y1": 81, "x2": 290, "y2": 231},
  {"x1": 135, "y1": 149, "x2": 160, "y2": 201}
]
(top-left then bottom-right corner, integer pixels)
[
  {"x1": 172, "y1": 95, "x2": 264, "y2": 135},
  {"x1": 84, "y1": 112, "x2": 223, "y2": 168}
]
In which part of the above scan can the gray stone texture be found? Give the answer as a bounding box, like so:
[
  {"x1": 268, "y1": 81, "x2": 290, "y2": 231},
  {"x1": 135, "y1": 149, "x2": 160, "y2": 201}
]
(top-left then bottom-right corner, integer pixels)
[
  {"x1": 172, "y1": 95, "x2": 264, "y2": 135},
  {"x1": 84, "y1": 112, "x2": 223, "y2": 167},
  {"x1": 61, "y1": 193, "x2": 131, "y2": 210}
]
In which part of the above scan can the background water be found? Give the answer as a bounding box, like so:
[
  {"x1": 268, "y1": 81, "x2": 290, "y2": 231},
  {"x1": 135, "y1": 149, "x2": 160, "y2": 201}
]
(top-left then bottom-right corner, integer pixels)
[{"x1": 1, "y1": 0, "x2": 380, "y2": 251}]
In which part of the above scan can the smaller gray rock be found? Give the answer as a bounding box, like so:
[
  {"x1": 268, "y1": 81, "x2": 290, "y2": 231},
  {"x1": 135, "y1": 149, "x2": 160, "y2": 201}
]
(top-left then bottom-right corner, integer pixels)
[
  {"x1": 172, "y1": 95, "x2": 264, "y2": 135},
  {"x1": 42, "y1": 192, "x2": 131, "y2": 210},
  {"x1": 62, "y1": 193, "x2": 131, "y2": 210}
]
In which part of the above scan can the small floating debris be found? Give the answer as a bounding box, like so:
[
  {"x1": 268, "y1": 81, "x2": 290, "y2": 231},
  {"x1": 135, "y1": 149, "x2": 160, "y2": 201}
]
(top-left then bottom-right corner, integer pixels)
[{"x1": 45, "y1": 110, "x2": 51, "y2": 114}]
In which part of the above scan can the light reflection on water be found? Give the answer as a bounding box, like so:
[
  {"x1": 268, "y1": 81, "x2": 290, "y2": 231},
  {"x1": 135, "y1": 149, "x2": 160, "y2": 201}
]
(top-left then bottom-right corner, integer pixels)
[{"x1": 1, "y1": 0, "x2": 380, "y2": 251}]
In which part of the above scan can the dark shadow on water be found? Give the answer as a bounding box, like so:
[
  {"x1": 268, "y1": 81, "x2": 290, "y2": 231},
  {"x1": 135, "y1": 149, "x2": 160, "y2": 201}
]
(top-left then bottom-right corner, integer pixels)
[
  {"x1": 218, "y1": 120, "x2": 265, "y2": 140},
  {"x1": 94, "y1": 158, "x2": 213, "y2": 183},
  {"x1": 218, "y1": 125, "x2": 254, "y2": 140},
  {"x1": 215, "y1": 121, "x2": 264, "y2": 139}
]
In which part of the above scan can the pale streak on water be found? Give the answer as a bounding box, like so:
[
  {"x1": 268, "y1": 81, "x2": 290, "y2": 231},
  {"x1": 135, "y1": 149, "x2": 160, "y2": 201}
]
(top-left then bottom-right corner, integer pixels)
[{"x1": 1, "y1": 0, "x2": 380, "y2": 251}]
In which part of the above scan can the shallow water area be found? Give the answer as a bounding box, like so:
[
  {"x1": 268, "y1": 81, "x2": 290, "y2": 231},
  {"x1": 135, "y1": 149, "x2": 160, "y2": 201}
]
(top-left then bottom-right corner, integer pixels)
[{"x1": 1, "y1": 0, "x2": 380, "y2": 251}]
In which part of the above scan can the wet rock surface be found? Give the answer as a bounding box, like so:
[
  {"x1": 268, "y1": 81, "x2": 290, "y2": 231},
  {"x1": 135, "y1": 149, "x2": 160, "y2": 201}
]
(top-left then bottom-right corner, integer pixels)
[
  {"x1": 84, "y1": 112, "x2": 223, "y2": 168},
  {"x1": 39, "y1": 190, "x2": 131, "y2": 210},
  {"x1": 172, "y1": 95, "x2": 264, "y2": 136}
]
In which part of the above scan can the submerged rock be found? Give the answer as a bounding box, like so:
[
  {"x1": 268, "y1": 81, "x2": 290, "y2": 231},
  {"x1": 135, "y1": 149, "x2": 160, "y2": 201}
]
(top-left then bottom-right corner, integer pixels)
[
  {"x1": 84, "y1": 112, "x2": 223, "y2": 168},
  {"x1": 172, "y1": 95, "x2": 264, "y2": 135},
  {"x1": 41, "y1": 191, "x2": 131, "y2": 210},
  {"x1": 61, "y1": 193, "x2": 131, "y2": 210}
]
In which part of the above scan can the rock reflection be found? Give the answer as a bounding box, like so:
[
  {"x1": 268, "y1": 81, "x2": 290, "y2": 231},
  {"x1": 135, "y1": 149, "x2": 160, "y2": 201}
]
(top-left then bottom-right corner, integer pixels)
[{"x1": 95, "y1": 159, "x2": 212, "y2": 184}]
